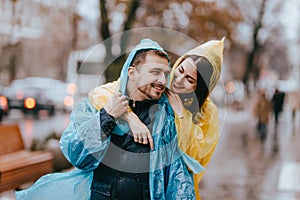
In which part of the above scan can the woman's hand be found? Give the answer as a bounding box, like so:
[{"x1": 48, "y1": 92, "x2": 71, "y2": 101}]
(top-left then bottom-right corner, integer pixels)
[
  {"x1": 104, "y1": 93, "x2": 128, "y2": 118},
  {"x1": 122, "y1": 112, "x2": 154, "y2": 150},
  {"x1": 166, "y1": 90, "x2": 183, "y2": 117}
]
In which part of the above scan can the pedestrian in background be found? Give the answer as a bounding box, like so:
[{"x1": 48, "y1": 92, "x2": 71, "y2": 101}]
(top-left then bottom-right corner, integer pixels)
[
  {"x1": 271, "y1": 88, "x2": 285, "y2": 128},
  {"x1": 253, "y1": 90, "x2": 272, "y2": 141}
]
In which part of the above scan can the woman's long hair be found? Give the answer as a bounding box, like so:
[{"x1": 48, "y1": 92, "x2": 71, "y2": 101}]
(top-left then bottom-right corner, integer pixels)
[{"x1": 178, "y1": 55, "x2": 213, "y2": 123}]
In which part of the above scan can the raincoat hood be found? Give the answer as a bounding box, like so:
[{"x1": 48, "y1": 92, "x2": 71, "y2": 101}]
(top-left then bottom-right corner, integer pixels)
[{"x1": 119, "y1": 39, "x2": 170, "y2": 95}]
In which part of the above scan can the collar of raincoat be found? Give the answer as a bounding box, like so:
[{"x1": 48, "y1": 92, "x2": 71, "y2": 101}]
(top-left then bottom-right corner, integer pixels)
[
  {"x1": 119, "y1": 38, "x2": 170, "y2": 96},
  {"x1": 170, "y1": 37, "x2": 225, "y2": 94}
]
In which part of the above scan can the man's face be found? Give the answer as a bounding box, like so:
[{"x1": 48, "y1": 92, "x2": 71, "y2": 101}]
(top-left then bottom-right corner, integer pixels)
[{"x1": 128, "y1": 53, "x2": 170, "y2": 101}]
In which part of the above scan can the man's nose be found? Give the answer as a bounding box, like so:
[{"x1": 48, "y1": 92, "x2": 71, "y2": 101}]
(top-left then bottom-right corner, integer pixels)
[{"x1": 157, "y1": 73, "x2": 167, "y2": 85}]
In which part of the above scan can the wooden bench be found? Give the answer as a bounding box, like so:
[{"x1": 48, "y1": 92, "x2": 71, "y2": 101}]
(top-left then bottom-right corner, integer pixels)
[{"x1": 0, "y1": 124, "x2": 53, "y2": 192}]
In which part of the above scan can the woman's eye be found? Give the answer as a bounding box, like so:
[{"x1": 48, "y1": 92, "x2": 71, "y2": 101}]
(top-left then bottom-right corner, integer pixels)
[
  {"x1": 179, "y1": 66, "x2": 184, "y2": 73},
  {"x1": 152, "y1": 71, "x2": 159, "y2": 75},
  {"x1": 187, "y1": 77, "x2": 195, "y2": 84}
]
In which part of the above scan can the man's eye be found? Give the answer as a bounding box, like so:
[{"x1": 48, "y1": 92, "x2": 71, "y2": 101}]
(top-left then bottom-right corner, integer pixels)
[{"x1": 152, "y1": 71, "x2": 160, "y2": 75}]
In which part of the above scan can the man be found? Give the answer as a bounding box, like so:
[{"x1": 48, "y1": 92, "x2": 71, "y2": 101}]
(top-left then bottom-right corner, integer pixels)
[{"x1": 60, "y1": 39, "x2": 197, "y2": 199}]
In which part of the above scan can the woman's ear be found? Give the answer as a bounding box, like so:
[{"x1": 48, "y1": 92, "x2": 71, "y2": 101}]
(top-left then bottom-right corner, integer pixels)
[{"x1": 128, "y1": 66, "x2": 135, "y2": 80}]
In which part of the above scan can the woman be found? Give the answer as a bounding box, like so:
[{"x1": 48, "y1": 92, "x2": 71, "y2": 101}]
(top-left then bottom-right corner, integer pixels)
[
  {"x1": 89, "y1": 37, "x2": 224, "y2": 199},
  {"x1": 167, "y1": 40, "x2": 224, "y2": 199}
]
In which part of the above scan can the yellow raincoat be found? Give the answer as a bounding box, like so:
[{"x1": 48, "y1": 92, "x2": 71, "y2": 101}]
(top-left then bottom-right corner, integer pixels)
[
  {"x1": 174, "y1": 97, "x2": 219, "y2": 199},
  {"x1": 89, "y1": 38, "x2": 224, "y2": 200},
  {"x1": 171, "y1": 38, "x2": 224, "y2": 199}
]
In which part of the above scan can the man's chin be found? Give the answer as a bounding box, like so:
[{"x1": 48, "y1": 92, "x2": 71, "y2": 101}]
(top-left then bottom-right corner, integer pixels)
[
  {"x1": 150, "y1": 92, "x2": 163, "y2": 100},
  {"x1": 151, "y1": 96, "x2": 161, "y2": 100}
]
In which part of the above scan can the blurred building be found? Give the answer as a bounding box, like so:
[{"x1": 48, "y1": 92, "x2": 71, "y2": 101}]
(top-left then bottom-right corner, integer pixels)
[{"x1": 0, "y1": 0, "x2": 98, "y2": 85}]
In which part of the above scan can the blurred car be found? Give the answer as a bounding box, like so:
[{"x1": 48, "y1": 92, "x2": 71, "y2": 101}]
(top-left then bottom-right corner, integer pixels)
[
  {"x1": 5, "y1": 77, "x2": 71, "y2": 117},
  {"x1": 45, "y1": 81, "x2": 74, "y2": 112},
  {"x1": 0, "y1": 84, "x2": 9, "y2": 121}
]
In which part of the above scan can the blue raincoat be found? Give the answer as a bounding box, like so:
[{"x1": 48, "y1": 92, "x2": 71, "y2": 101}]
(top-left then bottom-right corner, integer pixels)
[{"x1": 16, "y1": 39, "x2": 204, "y2": 200}]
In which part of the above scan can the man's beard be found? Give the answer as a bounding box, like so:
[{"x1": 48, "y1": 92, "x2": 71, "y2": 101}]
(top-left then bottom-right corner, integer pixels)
[{"x1": 137, "y1": 83, "x2": 165, "y2": 100}]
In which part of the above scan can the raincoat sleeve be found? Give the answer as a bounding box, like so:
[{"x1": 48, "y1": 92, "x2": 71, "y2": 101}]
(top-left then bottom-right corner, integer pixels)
[
  {"x1": 59, "y1": 81, "x2": 119, "y2": 171},
  {"x1": 175, "y1": 97, "x2": 220, "y2": 199},
  {"x1": 59, "y1": 98, "x2": 110, "y2": 171}
]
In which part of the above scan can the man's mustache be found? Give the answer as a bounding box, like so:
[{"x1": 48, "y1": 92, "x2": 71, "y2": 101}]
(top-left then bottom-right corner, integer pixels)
[
  {"x1": 129, "y1": 82, "x2": 166, "y2": 99},
  {"x1": 150, "y1": 83, "x2": 165, "y2": 90}
]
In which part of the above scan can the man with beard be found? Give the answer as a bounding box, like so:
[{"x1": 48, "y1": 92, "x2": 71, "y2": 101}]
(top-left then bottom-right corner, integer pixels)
[{"x1": 58, "y1": 39, "x2": 199, "y2": 200}]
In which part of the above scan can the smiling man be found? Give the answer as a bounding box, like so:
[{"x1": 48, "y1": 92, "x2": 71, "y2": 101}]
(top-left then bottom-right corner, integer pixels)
[{"x1": 88, "y1": 47, "x2": 170, "y2": 200}]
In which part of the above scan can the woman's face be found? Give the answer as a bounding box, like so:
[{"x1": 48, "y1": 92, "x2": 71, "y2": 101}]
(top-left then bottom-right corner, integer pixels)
[{"x1": 171, "y1": 57, "x2": 197, "y2": 94}]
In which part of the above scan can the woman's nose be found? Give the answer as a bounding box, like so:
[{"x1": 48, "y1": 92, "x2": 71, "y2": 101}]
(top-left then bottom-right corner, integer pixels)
[{"x1": 175, "y1": 74, "x2": 184, "y2": 85}]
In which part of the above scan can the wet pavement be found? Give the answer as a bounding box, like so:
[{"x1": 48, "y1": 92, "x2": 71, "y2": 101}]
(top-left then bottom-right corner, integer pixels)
[{"x1": 199, "y1": 104, "x2": 300, "y2": 200}]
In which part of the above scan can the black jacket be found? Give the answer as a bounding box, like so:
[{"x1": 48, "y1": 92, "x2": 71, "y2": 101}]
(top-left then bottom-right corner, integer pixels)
[{"x1": 91, "y1": 100, "x2": 158, "y2": 200}]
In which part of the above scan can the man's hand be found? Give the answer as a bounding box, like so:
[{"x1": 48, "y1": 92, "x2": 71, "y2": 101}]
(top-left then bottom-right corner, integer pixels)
[
  {"x1": 122, "y1": 112, "x2": 154, "y2": 150},
  {"x1": 104, "y1": 93, "x2": 128, "y2": 118}
]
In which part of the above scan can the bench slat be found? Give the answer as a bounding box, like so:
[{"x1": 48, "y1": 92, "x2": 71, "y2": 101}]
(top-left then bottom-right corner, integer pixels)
[
  {"x1": 0, "y1": 150, "x2": 53, "y2": 172},
  {"x1": 0, "y1": 124, "x2": 25, "y2": 156},
  {"x1": 0, "y1": 159, "x2": 53, "y2": 192}
]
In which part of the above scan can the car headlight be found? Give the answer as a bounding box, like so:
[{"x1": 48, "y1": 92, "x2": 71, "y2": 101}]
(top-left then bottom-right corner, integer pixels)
[
  {"x1": 0, "y1": 95, "x2": 8, "y2": 108},
  {"x1": 24, "y1": 97, "x2": 36, "y2": 109}
]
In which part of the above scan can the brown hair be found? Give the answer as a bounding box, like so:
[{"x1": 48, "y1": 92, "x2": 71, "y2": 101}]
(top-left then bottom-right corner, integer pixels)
[{"x1": 130, "y1": 49, "x2": 169, "y2": 70}]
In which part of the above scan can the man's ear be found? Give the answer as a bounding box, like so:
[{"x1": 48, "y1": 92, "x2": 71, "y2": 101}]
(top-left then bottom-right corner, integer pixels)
[{"x1": 128, "y1": 66, "x2": 135, "y2": 80}]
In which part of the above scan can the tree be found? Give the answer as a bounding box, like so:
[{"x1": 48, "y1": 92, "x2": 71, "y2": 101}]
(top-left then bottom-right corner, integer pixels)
[
  {"x1": 229, "y1": 0, "x2": 287, "y2": 93},
  {"x1": 0, "y1": 42, "x2": 21, "y2": 84},
  {"x1": 99, "y1": 0, "x2": 140, "y2": 82},
  {"x1": 136, "y1": 1, "x2": 242, "y2": 43},
  {"x1": 262, "y1": 27, "x2": 292, "y2": 80}
]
